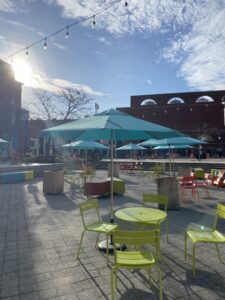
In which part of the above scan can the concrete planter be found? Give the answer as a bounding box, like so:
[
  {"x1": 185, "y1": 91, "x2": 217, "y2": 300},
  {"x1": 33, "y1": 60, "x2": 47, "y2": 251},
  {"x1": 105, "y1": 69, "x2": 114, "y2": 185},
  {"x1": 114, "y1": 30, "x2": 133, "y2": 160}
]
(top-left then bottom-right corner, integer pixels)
[
  {"x1": 43, "y1": 170, "x2": 64, "y2": 194},
  {"x1": 156, "y1": 176, "x2": 181, "y2": 210}
]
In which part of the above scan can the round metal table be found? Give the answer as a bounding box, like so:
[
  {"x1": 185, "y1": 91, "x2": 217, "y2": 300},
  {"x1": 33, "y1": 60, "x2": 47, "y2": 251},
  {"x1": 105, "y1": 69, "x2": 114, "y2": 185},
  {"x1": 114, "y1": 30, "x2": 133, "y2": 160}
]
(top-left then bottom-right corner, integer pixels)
[{"x1": 115, "y1": 207, "x2": 167, "y2": 224}]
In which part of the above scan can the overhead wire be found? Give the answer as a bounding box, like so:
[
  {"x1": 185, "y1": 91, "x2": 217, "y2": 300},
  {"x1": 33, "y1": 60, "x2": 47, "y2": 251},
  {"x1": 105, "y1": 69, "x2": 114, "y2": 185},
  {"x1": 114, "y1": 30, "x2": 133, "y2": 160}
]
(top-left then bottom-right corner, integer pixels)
[{"x1": 4, "y1": 0, "x2": 128, "y2": 61}]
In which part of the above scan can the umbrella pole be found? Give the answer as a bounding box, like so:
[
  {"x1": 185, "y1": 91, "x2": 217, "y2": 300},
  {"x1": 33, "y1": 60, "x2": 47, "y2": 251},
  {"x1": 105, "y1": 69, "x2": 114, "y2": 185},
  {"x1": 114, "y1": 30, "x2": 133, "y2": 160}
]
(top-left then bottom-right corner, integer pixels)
[
  {"x1": 110, "y1": 136, "x2": 114, "y2": 223},
  {"x1": 169, "y1": 144, "x2": 171, "y2": 174}
]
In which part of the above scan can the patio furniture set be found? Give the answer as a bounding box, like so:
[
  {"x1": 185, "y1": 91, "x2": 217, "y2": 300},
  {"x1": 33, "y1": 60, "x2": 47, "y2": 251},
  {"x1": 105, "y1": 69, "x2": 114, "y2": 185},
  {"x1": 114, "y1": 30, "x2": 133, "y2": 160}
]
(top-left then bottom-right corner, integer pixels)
[{"x1": 76, "y1": 194, "x2": 225, "y2": 300}]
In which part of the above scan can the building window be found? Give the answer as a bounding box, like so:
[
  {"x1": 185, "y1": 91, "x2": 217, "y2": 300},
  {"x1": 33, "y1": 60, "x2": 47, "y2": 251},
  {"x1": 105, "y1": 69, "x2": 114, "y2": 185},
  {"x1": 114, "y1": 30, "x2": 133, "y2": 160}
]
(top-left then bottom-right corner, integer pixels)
[
  {"x1": 167, "y1": 97, "x2": 185, "y2": 104},
  {"x1": 221, "y1": 95, "x2": 225, "y2": 104},
  {"x1": 141, "y1": 99, "x2": 157, "y2": 106},
  {"x1": 196, "y1": 95, "x2": 214, "y2": 103}
]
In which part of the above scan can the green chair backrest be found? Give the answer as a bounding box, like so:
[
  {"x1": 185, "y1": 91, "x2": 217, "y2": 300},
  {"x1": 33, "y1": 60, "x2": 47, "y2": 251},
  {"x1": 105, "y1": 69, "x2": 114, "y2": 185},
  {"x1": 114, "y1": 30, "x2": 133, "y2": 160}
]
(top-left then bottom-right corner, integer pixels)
[
  {"x1": 217, "y1": 203, "x2": 225, "y2": 219},
  {"x1": 113, "y1": 230, "x2": 159, "y2": 261},
  {"x1": 212, "y1": 203, "x2": 225, "y2": 230},
  {"x1": 143, "y1": 194, "x2": 168, "y2": 211},
  {"x1": 79, "y1": 198, "x2": 101, "y2": 228}
]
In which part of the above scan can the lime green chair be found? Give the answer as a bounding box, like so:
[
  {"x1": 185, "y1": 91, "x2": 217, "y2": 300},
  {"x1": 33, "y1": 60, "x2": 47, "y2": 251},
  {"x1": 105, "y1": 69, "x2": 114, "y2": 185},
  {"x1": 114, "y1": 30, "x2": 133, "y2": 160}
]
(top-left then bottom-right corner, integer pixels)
[
  {"x1": 185, "y1": 203, "x2": 225, "y2": 277},
  {"x1": 77, "y1": 198, "x2": 118, "y2": 264},
  {"x1": 143, "y1": 194, "x2": 169, "y2": 243},
  {"x1": 111, "y1": 230, "x2": 163, "y2": 300}
]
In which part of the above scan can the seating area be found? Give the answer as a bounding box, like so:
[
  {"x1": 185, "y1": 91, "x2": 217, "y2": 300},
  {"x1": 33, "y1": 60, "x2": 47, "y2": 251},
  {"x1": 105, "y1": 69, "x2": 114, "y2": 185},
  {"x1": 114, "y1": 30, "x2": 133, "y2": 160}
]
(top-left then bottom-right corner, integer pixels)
[{"x1": 0, "y1": 168, "x2": 224, "y2": 299}]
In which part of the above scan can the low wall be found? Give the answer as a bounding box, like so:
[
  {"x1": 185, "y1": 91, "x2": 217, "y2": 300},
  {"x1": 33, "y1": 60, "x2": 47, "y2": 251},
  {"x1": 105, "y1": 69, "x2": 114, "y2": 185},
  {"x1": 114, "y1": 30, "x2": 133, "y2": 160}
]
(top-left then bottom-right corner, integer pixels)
[{"x1": 0, "y1": 163, "x2": 64, "y2": 177}]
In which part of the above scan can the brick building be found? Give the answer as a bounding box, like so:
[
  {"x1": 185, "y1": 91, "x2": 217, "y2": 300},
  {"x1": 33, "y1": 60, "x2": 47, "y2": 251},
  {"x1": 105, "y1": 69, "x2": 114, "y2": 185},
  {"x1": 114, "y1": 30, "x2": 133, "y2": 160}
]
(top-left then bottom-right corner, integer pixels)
[
  {"x1": 118, "y1": 90, "x2": 225, "y2": 157},
  {"x1": 0, "y1": 59, "x2": 24, "y2": 155}
]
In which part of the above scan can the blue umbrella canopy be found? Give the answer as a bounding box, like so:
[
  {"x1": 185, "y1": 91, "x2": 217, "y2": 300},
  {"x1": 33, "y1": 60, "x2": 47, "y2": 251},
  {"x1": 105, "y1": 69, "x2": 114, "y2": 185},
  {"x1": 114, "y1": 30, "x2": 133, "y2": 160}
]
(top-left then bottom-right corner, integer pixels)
[
  {"x1": 116, "y1": 143, "x2": 146, "y2": 151},
  {"x1": 61, "y1": 140, "x2": 108, "y2": 150},
  {"x1": 139, "y1": 136, "x2": 205, "y2": 147},
  {"x1": 40, "y1": 109, "x2": 182, "y2": 141},
  {"x1": 153, "y1": 145, "x2": 193, "y2": 150}
]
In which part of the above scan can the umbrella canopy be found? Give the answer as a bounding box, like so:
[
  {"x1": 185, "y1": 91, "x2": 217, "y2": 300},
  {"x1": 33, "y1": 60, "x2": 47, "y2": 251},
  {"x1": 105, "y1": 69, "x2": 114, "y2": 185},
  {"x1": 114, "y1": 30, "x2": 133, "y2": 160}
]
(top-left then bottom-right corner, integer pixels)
[
  {"x1": 61, "y1": 140, "x2": 108, "y2": 150},
  {"x1": 40, "y1": 109, "x2": 182, "y2": 221},
  {"x1": 62, "y1": 140, "x2": 108, "y2": 166},
  {"x1": 153, "y1": 145, "x2": 193, "y2": 150},
  {"x1": 41, "y1": 109, "x2": 182, "y2": 141},
  {"x1": 116, "y1": 143, "x2": 146, "y2": 151},
  {"x1": 140, "y1": 136, "x2": 205, "y2": 147},
  {"x1": 0, "y1": 139, "x2": 8, "y2": 144},
  {"x1": 138, "y1": 139, "x2": 161, "y2": 147}
]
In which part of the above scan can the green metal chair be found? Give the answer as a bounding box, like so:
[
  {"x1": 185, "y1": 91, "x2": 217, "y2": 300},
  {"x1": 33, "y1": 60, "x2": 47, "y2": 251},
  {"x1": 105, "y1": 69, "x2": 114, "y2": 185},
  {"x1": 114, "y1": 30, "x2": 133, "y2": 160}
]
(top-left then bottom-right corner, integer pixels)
[
  {"x1": 77, "y1": 198, "x2": 118, "y2": 264},
  {"x1": 185, "y1": 203, "x2": 225, "y2": 277},
  {"x1": 143, "y1": 193, "x2": 169, "y2": 243},
  {"x1": 111, "y1": 229, "x2": 163, "y2": 300}
]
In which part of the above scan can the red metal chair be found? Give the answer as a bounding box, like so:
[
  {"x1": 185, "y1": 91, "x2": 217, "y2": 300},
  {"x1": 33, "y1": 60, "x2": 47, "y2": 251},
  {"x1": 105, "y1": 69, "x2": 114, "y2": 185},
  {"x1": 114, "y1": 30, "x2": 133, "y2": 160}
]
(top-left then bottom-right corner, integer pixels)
[
  {"x1": 179, "y1": 176, "x2": 199, "y2": 199},
  {"x1": 194, "y1": 175, "x2": 210, "y2": 198}
]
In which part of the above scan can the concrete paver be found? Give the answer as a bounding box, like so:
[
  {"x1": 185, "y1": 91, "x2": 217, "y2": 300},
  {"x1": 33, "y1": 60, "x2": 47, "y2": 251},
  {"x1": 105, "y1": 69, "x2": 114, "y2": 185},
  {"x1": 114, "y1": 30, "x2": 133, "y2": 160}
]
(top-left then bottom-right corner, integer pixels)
[{"x1": 0, "y1": 170, "x2": 225, "y2": 299}]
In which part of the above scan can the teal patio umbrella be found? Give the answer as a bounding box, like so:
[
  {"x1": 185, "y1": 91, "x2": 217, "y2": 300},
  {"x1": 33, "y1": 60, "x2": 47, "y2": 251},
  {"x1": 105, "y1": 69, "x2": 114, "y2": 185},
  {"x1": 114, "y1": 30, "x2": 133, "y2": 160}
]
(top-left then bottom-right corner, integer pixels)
[
  {"x1": 41, "y1": 109, "x2": 182, "y2": 230},
  {"x1": 116, "y1": 143, "x2": 146, "y2": 159},
  {"x1": 141, "y1": 136, "x2": 205, "y2": 172},
  {"x1": 153, "y1": 145, "x2": 193, "y2": 150},
  {"x1": 61, "y1": 140, "x2": 108, "y2": 165},
  {"x1": 139, "y1": 136, "x2": 204, "y2": 147}
]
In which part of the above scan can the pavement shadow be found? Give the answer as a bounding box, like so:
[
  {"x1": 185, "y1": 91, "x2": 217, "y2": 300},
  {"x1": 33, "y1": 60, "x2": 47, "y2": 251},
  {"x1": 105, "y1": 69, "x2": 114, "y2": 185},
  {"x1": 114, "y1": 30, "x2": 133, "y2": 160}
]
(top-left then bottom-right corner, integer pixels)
[
  {"x1": 118, "y1": 287, "x2": 167, "y2": 299},
  {"x1": 44, "y1": 193, "x2": 77, "y2": 211}
]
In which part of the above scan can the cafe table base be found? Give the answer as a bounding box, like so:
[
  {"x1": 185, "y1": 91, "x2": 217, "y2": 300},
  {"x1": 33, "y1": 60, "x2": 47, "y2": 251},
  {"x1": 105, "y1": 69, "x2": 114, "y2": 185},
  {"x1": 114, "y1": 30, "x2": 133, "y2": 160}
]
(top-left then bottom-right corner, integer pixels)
[{"x1": 98, "y1": 239, "x2": 126, "y2": 254}]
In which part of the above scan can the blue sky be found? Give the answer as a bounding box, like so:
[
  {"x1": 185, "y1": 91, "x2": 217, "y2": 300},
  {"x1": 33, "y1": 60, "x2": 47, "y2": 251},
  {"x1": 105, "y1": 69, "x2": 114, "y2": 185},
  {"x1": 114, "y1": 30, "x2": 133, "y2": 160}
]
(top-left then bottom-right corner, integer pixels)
[{"x1": 1, "y1": 0, "x2": 225, "y2": 113}]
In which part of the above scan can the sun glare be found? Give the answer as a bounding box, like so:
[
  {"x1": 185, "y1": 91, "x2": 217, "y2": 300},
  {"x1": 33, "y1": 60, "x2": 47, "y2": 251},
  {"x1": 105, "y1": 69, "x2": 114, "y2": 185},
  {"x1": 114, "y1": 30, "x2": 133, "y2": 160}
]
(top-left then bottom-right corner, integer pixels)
[{"x1": 12, "y1": 59, "x2": 33, "y2": 86}]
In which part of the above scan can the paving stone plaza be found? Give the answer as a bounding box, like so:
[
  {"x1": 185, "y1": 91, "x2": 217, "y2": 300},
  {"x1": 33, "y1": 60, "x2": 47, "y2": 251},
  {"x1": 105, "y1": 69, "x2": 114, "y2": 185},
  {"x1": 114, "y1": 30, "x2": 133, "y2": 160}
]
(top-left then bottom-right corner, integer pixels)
[{"x1": 0, "y1": 170, "x2": 225, "y2": 299}]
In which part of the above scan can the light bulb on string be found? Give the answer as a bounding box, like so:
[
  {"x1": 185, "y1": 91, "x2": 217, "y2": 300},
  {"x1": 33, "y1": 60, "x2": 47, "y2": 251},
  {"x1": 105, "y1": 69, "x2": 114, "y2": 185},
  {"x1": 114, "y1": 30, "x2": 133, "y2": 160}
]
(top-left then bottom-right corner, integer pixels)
[
  {"x1": 65, "y1": 27, "x2": 69, "y2": 39},
  {"x1": 43, "y1": 38, "x2": 47, "y2": 50},
  {"x1": 125, "y1": 1, "x2": 128, "y2": 6},
  {"x1": 25, "y1": 48, "x2": 29, "y2": 58},
  {"x1": 92, "y1": 15, "x2": 96, "y2": 26}
]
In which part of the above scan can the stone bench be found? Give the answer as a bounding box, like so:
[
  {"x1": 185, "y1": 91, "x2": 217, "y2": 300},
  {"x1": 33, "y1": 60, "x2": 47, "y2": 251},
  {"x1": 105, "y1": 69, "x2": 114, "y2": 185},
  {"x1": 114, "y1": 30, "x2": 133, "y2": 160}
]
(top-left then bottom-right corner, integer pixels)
[
  {"x1": 84, "y1": 177, "x2": 125, "y2": 197},
  {"x1": 0, "y1": 171, "x2": 34, "y2": 184}
]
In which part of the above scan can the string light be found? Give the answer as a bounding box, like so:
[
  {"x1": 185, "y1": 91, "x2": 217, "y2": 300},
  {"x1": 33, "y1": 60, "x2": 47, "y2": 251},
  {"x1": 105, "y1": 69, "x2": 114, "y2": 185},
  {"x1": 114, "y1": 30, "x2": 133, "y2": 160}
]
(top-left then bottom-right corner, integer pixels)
[
  {"x1": 4, "y1": 0, "x2": 124, "y2": 61},
  {"x1": 43, "y1": 39, "x2": 47, "y2": 50},
  {"x1": 65, "y1": 26, "x2": 69, "y2": 39},
  {"x1": 25, "y1": 48, "x2": 29, "y2": 58},
  {"x1": 92, "y1": 15, "x2": 96, "y2": 26}
]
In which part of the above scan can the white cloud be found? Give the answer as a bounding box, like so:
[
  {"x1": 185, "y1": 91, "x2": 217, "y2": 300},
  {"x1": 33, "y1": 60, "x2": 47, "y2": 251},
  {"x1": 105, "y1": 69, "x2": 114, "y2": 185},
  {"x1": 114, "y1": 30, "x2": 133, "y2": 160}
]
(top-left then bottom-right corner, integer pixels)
[
  {"x1": 146, "y1": 79, "x2": 152, "y2": 85},
  {"x1": 97, "y1": 36, "x2": 111, "y2": 45},
  {"x1": 26, "y1": 70, "x2": 108, "y2": 97},
  {"x1": 162, "y1": 1, "x2": 225, "y2": 90},
  {"x1": 0, "y1": 0, "x2": 16, "y2": 12},
  {"x1": 52, "y1": 42, "x2": 67, "y2": 50}
]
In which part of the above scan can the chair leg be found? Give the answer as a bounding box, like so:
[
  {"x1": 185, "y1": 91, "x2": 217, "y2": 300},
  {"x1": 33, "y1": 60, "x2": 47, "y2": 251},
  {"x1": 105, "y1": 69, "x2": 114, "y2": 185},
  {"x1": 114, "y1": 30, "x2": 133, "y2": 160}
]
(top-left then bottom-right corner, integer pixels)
[
  {"x1": 148, "y1": 267, "x2": 152, "y2": 288},
  {"x1": 106, "y1": 234, "x2": 109, "y2": 265},
  {"x1": 166, "y1": 220, "x2": 169, "y2": 243},
  {"x1": 184, "y1": 232, "x2": 187, "y2": 261},
  {"x1": 192, "y1": 243, "x2": 196, "y2": 277},
  {"x1": 215, "y1": 243, "x2": 222, "y2": 263},
  {"x1": 77, "y1": 230, "x2": 85, "y2": 258},
  {"x1": 155, "y1": 265, "x2": 163, "y2": 300},
  {"x1": 111, "y1": 266, "x2": 116, "y2": 300},
  {"x1": 95, "y1": 232, "x2": 100, "y2": 248}
]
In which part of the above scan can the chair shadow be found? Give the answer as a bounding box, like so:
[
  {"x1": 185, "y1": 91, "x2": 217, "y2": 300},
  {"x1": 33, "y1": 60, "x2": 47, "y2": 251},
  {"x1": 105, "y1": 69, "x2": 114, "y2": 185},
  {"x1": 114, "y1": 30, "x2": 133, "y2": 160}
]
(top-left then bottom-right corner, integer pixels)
[{"x1": 118, "y1": 287, "x2": 167, "y2": 300}]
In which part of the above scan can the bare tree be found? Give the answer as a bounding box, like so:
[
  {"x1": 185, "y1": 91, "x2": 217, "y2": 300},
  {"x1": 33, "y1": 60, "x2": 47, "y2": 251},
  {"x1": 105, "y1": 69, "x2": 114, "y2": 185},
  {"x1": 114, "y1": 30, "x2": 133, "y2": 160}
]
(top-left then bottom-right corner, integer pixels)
[
  {"x1": 29, "y1": 88, "x2": 93, "y2": 120},
  {"x1": 29, "y1": 89, "x2": 58, "y2": 120},
  {"x1": 57, "y1": 87, "x2": 92, "y2": 120}
]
